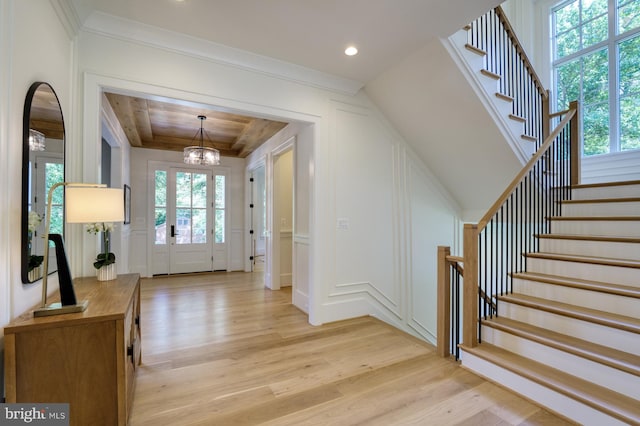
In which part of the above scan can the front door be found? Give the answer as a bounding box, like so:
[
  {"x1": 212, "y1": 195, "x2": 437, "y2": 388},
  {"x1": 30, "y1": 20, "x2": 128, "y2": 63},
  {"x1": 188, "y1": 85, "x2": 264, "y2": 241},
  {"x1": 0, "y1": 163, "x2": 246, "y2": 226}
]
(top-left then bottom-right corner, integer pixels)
[
  {"x1": 169, "y1": 168, "x2": 212, "y2": 274},
  {"x1": 152, "y1": 167, "x2": 212, "y2": 274}
]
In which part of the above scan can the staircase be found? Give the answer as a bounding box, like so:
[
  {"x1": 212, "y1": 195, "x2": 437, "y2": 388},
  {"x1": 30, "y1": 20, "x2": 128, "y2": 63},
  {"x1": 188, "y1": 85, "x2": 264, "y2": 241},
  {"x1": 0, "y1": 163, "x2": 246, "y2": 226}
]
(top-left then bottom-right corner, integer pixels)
[{"x1": 460, "y1": 180, "x2": 640, "y2": 425}]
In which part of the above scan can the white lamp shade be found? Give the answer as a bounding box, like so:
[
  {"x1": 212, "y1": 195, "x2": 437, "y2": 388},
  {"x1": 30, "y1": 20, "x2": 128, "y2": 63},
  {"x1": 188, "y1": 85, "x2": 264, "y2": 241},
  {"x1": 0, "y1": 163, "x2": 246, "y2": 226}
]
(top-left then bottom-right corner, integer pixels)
[{"x1": 66, "y1": 187, "x2": 124, "y2": 223}]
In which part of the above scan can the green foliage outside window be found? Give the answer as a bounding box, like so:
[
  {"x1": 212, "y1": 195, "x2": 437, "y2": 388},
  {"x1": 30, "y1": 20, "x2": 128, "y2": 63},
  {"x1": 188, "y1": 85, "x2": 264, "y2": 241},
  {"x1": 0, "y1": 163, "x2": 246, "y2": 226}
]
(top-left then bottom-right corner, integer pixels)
[
  {"x1": 45, "y1": 162, "x2": 64, "y2": 237},
  {"x1": 552, "y1": 0, "x2": 640, "y2": 156}
]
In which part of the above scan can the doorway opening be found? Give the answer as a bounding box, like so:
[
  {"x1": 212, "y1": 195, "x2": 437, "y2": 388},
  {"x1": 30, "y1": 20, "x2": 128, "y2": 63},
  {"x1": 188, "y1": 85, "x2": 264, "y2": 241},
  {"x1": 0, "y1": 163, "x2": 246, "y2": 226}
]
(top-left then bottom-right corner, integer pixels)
[
  {"x1": 246, "y1": 139, "x2": 295, "y2": 306},
  {"x1": 249, "y1": 164, "x2": 266, "y2": 273}
]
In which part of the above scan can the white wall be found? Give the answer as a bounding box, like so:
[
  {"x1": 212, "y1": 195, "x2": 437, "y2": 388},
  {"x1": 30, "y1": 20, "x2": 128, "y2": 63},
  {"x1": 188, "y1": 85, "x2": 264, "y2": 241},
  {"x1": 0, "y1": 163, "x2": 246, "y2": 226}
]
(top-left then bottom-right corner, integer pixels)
[
  {"x1": 1, "y1": 0, "x2": 74, "y2": 321},
  {"x1": 0, "y1": 0, "x2": 76, "y2": 397},
  {"x1": 74, "y1": 11, "x2": 461, "y2": 337},
  {"x1": 320, "y1": 100, "x2": 461, "y2": 341},
  {"x1": 365, "y1": 38, "x2": 521, "y2": 222}
]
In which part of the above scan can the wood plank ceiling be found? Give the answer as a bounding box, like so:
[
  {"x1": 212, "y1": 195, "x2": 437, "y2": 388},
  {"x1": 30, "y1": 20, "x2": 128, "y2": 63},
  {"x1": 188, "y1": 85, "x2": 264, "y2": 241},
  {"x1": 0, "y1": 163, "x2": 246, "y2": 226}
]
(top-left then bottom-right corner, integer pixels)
[
  {"x1": 30, "y1": 85, "x2": 64, "y2": 140},
  {"x1": 105, "y1": 92, "x2": 288, "y2": 158}
]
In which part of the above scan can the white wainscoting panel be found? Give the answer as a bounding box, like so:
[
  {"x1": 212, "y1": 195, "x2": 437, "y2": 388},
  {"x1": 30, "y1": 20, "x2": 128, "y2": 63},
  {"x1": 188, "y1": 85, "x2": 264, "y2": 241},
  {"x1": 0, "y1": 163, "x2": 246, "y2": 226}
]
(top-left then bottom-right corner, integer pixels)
[
  {"x1": 129, "y1": 230, "x2": 149, "y2": 277},
  {"x1": 230, "y1": 228, "x2": 244, "y2": 271},
  {"x1": 332, "y1": 101, "x2": 400, "y2": 317},
  {"x1": 581, "y1": 150, "x2": 640, "y2": 184},
  {"x1": 293, "y1": 234, "x2": 310, "y2": 313}
]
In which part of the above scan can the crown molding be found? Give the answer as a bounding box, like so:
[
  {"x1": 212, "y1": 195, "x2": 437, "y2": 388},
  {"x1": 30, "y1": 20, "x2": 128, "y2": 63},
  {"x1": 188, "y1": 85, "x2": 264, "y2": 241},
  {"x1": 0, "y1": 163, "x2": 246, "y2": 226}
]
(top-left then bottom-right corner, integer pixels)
[
  {"x1": 49, "y1": 0, "x2": 81, "y2": 39},
  {"x1": 81, "y1": 11, "x2": 364, "y2": 96}
]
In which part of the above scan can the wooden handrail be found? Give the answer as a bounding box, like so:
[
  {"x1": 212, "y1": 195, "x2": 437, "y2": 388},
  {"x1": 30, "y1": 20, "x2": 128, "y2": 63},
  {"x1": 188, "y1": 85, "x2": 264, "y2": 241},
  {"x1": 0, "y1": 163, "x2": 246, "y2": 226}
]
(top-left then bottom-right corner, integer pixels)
[
  {"x1": 479, "y1": 288, "x2": 497, "y2": 314},
  {"x1": 494, "y1": 6, "x2": 547, "y2": 99},
  {"x1": 549, "y1": 107, "x2": 573, "y2": 118},
  {"x1": 477, "y1": 106, "x2": 576, "y2": 231}
]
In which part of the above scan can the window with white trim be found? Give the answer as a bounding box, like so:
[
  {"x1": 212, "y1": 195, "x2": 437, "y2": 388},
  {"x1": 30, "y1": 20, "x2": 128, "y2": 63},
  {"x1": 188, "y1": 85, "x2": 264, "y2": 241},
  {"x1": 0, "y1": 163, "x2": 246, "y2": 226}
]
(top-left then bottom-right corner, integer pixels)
[{"x1": 551, "y1": 0, "x2": 640, "y2": 156}]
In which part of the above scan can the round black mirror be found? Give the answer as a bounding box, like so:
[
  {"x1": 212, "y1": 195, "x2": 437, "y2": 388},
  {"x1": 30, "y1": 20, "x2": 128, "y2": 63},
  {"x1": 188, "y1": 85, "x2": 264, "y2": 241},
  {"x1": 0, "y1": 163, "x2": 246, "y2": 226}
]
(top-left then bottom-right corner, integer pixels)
[{"x1": 21, "y1": 82, "x2": 65, "y2": 284}]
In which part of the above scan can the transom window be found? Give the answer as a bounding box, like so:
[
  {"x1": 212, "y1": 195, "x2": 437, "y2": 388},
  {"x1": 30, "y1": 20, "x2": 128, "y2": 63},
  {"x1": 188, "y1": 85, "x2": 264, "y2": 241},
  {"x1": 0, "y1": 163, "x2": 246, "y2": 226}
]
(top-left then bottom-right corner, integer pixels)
[{"x1": 552, "y1": 0, "x2": 640, "y2": 156}]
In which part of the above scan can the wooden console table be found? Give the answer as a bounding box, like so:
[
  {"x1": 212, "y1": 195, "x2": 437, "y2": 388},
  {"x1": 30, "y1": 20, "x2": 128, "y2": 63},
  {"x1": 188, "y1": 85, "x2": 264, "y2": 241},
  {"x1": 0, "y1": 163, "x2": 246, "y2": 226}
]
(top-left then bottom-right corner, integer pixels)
[{"x1": 4, "y1": 273, "x2": 141, "y2": 426}]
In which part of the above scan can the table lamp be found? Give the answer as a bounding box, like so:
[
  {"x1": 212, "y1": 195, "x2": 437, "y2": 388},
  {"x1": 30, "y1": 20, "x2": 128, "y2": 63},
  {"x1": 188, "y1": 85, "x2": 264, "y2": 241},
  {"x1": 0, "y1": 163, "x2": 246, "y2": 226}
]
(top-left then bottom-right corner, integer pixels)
[{"x1": 34, "y1": 183, "x2": 124, "y2": 317}]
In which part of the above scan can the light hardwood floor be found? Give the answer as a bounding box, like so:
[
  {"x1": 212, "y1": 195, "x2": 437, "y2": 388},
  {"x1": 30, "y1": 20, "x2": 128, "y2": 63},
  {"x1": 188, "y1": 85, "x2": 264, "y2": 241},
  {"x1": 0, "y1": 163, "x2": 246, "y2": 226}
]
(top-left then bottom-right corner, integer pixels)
[{"x1": 130, "y1": 271, "x2": 574, "y2": 425}]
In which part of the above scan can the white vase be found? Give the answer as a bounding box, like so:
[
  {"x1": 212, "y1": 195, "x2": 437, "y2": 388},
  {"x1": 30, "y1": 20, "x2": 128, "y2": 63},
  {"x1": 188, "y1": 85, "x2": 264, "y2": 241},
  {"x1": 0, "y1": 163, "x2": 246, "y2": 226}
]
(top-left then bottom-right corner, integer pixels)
[{"x1": 97, "y1": 263, "x2": 117, "y2": 281}]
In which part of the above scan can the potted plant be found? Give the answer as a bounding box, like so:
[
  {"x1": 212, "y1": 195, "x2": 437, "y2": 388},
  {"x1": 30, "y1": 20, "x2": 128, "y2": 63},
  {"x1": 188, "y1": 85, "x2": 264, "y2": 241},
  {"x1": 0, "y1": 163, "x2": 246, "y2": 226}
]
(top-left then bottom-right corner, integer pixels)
[{"x1": 86, "y1": 222, "x2": 116, "y2": 281}]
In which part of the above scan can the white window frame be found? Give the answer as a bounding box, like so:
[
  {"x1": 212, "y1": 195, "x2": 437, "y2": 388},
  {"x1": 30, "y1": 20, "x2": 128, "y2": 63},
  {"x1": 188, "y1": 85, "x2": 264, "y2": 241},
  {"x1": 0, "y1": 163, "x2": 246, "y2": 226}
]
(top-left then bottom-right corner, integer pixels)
[{"x1": 548, "y1": 0, "x2": 640, "y2": 156}]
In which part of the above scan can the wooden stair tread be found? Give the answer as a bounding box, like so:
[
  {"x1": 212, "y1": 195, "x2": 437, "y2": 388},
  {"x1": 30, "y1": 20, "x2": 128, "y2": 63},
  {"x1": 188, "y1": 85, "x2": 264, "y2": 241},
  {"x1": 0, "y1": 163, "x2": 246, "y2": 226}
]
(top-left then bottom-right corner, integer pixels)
[
  {"x1": 464, "y1": 43, "x2": 486, "y2": 56},
  {"x1": 520, "y1": 134, "x2": 537, "y2": 142},
  {"x1": 483, "y1": 316, "x2": 640, "y2": 377},
  {"x1": 525, "y1": 251, "x2": 640, "y2": 269},
  {"x1": 460, "y1": 343, "x2": 640, "y2": 425},
  {"x1": 508, "y1": 114, "x2": 526, "y2": 123},
  {"x1": 536, "y1": 233, "x2": 640, "y2": 244},
  {"x1": 495, "y1": 92, "x2": 513, "y2": 102},
  {"x1": 511, "y1": 271, "x2": 640, "y2": 299},
  {"x1": 562, "y1": 197, "x2": 640, "y2": 204},
  {"x1": 480, "y1": 69, "x2": 500, "y2": 80},
  {"x1": 498, "y1": 293, "x2": 640, "y2": 334}
]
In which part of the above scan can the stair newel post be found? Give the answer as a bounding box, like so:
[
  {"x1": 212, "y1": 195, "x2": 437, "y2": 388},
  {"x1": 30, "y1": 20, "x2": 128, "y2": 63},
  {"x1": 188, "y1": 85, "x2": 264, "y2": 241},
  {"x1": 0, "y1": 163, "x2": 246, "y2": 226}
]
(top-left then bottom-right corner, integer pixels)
[
  {"x1": 437, "y1": 246, "x2": 452, "y2": 357},
  {"x1": 463, "y1": 223, "x2": 479, "y2": 348},
  {"x1": 569, "y1": 100, "x2": 580, "y2": 186}
]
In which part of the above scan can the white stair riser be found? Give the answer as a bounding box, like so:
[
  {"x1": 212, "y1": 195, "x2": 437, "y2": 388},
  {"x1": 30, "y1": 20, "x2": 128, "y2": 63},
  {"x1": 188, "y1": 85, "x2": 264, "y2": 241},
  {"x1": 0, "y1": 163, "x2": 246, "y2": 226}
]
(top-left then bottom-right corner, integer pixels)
[
  {"x1": 562, "y1": 201, "x2": 640, "y2": 217},
  {"x1": 498, "y1": 301, "x2": 640, "y2": 354},
  {"x1": 572, "y1": 184, "x2": 640, "y2": 200},
  {"x1": 526, "y1": 257, "x2": 640, "y2": 287},
  {"x1": 512, "y1": 279, "x2": 639, "y2": 319},
  {"x1": 448, "y1": 30, "x2": 531, "y2": 160},
  {"x1": 549, "y1": 220, "x2": 640, "y2": 237},
  {"x1": 460, "y1": 350, "x2": 629, "y2": 426},
  {"x1": 538, "y1": 238, "x2": 640, "y2": 260},
  {"x1": 482, "y1": 327, "x2": 640, "y2": 399}
]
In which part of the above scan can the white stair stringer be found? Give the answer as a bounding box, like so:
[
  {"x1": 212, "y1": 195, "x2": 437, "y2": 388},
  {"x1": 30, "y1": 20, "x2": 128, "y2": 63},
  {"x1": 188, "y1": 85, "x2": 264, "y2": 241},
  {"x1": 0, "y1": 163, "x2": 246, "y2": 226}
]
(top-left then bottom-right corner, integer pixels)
[
  {"x1": 443, "y1": 30, "x2": 531, "y2": 164},
  {"x1": 459, "y1": 346, "x2": 635, "y2": 426},
  {"x1": 512, "y1": 275, "x2": 639, "y2": 318},
  {"x1": 497, "y1": 297, "x2": 640, "y2": 355},
  {"x1": 481, "y1": 325, "x2": 640, "y2": 399}
]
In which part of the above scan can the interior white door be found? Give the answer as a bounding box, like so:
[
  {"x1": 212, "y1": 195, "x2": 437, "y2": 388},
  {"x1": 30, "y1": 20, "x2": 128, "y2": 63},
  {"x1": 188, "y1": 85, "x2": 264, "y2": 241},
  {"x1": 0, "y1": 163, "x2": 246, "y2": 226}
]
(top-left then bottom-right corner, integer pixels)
[
  {"x1": 168, "y1": 168, "x2": 213, "y2": 274},
  {"x1": 212, "y1": 172, "x2": 228, "y2": 271}
]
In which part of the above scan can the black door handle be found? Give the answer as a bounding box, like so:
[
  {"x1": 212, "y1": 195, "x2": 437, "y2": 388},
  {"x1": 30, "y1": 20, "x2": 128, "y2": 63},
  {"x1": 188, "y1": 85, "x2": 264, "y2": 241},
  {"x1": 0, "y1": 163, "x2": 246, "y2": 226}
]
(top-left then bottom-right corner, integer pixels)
[{"x1": 171, "y1": 225, "x2": 175, "y2": 237}]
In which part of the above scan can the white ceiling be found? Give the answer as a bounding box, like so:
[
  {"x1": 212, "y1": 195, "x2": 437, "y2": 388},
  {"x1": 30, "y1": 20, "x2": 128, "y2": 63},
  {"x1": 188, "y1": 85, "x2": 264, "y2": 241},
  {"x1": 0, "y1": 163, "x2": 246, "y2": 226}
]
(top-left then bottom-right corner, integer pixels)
[{"x1": 68, "y1": 0, "x2": 502, "y2": 85}]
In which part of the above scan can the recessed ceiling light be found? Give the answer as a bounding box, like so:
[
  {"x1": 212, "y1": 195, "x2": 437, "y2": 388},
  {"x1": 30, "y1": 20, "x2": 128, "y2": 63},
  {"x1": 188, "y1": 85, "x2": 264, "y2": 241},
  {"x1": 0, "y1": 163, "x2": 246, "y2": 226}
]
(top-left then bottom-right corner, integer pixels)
[{"x1": 345, "y1": 46, "x2": 358, "y2": 56}]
